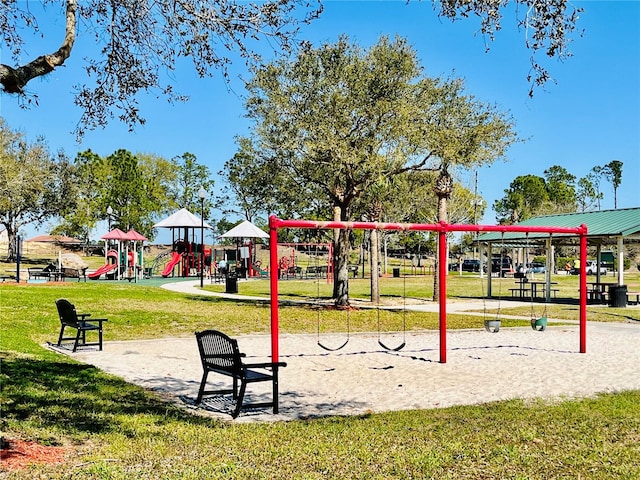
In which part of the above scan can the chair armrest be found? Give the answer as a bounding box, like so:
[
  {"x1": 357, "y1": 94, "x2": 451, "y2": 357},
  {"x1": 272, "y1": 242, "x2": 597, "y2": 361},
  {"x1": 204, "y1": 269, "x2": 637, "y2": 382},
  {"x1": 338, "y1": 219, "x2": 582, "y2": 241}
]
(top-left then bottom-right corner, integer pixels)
[
  {"x1": 78, "y1": 313, "x2": 92, "y2": 319},
  {"x1": 81, "y1": 318, "x2": 108, "y2": 325},
  {"x1": 243, "y1": 361, "x2": 287, "y2": 369}
]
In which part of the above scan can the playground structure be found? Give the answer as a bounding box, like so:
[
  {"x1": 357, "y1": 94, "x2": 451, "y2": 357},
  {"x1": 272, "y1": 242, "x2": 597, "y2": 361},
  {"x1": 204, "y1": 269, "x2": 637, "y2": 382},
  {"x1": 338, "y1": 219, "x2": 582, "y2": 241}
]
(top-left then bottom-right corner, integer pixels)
[
  {"x1": 159, "y1": 240, "x2": 212, "y2": 279},
  {"x1": 154, "y1": 208, "x2": 212, "y2": 279},
  {"x1": 275, "y1": 242, "x2": 333, "y2": 280},
  {"x1": 89, "y1": 228, "x2": 147, "y2": 281},
  {"x1": 219, "y1": 220, "x2": 270, "y2": 279},
  {"x1": 88, "y1": 249, "x2": 119, "y2": 280},
  {"x1": 267, "y1": 216, "x2": 589, "y2": 365}
]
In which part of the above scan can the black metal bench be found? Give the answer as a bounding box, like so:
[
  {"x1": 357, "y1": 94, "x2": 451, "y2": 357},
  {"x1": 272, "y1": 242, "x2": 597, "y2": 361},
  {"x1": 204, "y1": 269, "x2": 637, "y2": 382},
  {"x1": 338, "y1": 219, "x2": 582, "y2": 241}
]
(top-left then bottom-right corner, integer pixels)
[
  {"x1": 195, "y1": 329, "x2": 287, "y2": 418},
  {"x1": 55, "y1": 299, "x2": 108, "y2": 352},
  {"x1": 28, "y1": 268, "x2": 50, "y2": 280}
]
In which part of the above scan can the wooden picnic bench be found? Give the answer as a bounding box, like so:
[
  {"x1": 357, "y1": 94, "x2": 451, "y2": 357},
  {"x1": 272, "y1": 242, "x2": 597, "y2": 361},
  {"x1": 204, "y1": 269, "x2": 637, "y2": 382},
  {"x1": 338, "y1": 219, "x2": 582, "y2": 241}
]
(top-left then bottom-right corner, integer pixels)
[
  {"x1": 55, "y1": 299, "x2": 108, "y2": 352},
  {"x1": 195, "y1": 329, "x2": 287, "y2": 418}
]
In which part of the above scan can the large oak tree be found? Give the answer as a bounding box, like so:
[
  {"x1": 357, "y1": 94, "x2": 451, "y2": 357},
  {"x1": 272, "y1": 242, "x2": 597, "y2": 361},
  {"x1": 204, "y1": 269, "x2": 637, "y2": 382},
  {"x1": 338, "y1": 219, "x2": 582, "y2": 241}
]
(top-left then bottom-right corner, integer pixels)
[{"x1": 232, "y1": 36, "x2": 517, "y2": 305}]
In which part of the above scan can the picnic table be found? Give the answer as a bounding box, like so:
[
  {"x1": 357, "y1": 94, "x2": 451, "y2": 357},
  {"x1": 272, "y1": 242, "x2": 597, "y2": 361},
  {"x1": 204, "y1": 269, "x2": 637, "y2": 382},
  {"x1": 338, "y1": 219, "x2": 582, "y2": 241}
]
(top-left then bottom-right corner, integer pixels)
[
  {"x1": 587, "y1": 282, "x2": 616, "y2": 304},
  {"x1": 510, "y1": 278, "x2": 558, "y2": 299}
]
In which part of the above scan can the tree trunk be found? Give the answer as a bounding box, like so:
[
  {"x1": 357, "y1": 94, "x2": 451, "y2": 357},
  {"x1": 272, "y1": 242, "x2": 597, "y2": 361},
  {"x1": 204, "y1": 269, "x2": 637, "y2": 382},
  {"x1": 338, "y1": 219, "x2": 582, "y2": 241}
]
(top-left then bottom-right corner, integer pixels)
[
  {"x1": 332, "y1": 206, "x2": 351, "y2": 306},
  {"x1": 433, "y1": 165, "x2": 453, "y2": 302},
  {"x1": 3, "y1": 224, "x2": 17, "y2": 262},
  {"x1": 370, "y1": 229, "x2": 380, "y2": 304},
  {"x1": 333, "y1": 229, "x2": 351, "y2": 306}
]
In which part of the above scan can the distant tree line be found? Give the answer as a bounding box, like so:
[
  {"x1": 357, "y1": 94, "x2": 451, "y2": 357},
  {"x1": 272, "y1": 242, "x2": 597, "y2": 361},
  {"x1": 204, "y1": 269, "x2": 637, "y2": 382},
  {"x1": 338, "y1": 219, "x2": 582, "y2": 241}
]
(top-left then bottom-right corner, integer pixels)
[
  {"x1": 494, "y1": 161, "x2": 624, "y2": 224},
  {"x1": 0, "y1": 117, "x2": 216, "y2": 260}
]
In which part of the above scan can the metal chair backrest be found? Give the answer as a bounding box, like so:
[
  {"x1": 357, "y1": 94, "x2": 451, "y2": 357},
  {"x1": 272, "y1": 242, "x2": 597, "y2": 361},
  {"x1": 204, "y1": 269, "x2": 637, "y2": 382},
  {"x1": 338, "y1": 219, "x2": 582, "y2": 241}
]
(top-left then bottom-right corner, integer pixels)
[
  {"x1": 196, "y1": 330, "x2": 243, "y2": 376},
  {"x1": 55, "y1": 298, "x2": 80, "y2": 327}
]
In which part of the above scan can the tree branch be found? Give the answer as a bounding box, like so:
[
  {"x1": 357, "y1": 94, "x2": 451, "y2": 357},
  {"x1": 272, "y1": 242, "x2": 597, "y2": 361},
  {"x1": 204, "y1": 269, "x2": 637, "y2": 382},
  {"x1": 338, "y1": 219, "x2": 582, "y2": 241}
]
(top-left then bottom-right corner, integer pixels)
[{"x1": 0, "y1": 0, "x2": 76, "y2": 94}]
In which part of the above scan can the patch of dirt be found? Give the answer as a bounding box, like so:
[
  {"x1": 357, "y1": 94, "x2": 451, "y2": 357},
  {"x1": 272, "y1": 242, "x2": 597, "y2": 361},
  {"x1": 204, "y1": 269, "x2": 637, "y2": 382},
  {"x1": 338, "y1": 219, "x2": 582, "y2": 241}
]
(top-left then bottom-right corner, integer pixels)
[{"x1": 0, "y1": 438, "x2": 67, "y2": 472}]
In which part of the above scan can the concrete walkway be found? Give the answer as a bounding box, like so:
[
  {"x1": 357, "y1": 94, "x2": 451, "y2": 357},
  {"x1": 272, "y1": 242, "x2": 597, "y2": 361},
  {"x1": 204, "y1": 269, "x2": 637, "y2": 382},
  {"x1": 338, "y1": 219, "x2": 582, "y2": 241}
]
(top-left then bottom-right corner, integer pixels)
[{"x1": 160, "y1": 280, "x2": 575, "y2": 323}]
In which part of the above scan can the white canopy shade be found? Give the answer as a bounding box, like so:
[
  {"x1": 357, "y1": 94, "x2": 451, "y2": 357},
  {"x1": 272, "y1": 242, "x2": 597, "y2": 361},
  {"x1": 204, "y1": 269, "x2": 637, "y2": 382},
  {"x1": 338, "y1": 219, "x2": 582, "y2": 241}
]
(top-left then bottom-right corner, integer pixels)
[
  {"x1": 154, "y1": 208, "x2": 212, "y2": 229},
  {"x1": 220, "y1": 220, "x2": 269, "y2": 239}
]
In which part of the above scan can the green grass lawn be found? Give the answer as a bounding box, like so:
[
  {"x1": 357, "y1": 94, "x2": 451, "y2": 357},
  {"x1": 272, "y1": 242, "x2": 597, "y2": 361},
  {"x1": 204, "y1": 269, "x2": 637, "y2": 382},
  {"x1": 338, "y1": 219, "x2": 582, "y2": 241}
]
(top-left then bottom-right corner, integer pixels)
[{"x1": 1, "y1": 275, "x2": 639, "y2": 478}]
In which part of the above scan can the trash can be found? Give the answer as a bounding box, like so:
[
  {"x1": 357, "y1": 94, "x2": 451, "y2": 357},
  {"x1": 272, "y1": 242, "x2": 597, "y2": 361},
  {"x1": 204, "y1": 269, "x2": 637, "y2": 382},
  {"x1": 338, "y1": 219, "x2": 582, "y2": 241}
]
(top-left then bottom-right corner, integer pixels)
[
  {"x1": 225, "y1": 274, "x2": 238, "y2": 294},
  {"x1": 608, "y1": 285, "x2": 627, "y2": 308},
  {"x1": 393, "y1": 268, "x2": 400, "y2": 278}
]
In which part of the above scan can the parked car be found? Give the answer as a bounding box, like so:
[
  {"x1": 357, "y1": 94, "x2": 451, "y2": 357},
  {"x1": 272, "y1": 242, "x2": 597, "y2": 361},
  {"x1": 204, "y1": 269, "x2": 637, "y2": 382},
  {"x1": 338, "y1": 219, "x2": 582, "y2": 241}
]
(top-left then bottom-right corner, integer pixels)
[
  {"x1": 462, "y1": 259, "x2": 482, "y2": 272},
  {"x1": 449, "y1": 259, "x2": 484, "y2": 272},
  {"x1": 585, "y1": 260, "x2": 607, "y2": 275},
  {"x1": 490, "y1": 256, "x2": 512, "y2": 275},
  {"x1": 570, "y1": 260, "x2": 608, "y2": 275},
  {"x1": 527, "y1": 262, "x2": 546, "y2": 273}
]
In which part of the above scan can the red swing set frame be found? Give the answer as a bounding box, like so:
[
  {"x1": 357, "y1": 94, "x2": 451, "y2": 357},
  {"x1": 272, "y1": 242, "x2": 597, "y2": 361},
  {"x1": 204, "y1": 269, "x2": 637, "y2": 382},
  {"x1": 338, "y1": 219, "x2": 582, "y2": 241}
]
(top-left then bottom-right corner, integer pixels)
[{"x1": 267, "y1": 216, "x2": 589, "y2": 364}]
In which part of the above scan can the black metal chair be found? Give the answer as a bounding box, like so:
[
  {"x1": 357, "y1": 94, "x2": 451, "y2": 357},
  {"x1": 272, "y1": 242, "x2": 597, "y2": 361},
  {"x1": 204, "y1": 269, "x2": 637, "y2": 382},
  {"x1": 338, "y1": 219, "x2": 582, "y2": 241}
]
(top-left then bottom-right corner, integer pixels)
[
  {"x1": 55, "y1": 299, "x2": 107, "y2": 352},
  {"x1": 195, "y1": 330, "x2": 286, "y2": 418}
]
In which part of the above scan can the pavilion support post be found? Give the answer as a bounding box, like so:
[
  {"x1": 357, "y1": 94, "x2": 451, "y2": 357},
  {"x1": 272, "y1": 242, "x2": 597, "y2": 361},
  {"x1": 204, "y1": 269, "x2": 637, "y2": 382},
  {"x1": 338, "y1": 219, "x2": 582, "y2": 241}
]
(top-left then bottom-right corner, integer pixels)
[
  {"x1": 617, "y1": 236, "x2": 624, "y2": 286},
  {"x1": 545, "y1": 237, "x2": 552, "y2": 302},
  {"x1": 486, "y1": 242, "x2": 493, "y2": 297}
]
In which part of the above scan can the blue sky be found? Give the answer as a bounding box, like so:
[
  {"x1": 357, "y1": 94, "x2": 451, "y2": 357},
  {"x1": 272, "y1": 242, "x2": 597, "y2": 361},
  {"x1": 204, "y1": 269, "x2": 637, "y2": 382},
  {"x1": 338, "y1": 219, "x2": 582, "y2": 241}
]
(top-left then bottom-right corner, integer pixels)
[{"x1": 2, "y1": 0, "x2": 639, "y2": 239}]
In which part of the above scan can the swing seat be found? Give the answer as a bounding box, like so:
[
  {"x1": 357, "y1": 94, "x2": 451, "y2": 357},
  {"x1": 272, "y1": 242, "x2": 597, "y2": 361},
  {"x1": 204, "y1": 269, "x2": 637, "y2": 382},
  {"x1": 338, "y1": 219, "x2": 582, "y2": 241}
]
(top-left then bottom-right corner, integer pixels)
[
  {"x1": 378, "y1": 338, "x2": 406, "y2": 352},
  {"x1": 531, "y1": 317, "x2": 547, "y2": 331},
  {"x1": 317, "y1": 337, "x2": 349, "y2": 352},
  {"x1": 484, "y1": 319, "x2": 501, "y2": 333}
]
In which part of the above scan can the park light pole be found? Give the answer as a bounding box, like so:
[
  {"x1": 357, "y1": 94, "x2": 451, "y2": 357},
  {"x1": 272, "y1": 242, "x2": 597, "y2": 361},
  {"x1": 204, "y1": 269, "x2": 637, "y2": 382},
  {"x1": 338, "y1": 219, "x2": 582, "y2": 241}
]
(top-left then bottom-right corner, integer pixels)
[
  {"x1": 198, "y1": 187, "x2": 207, "y2": 288},
  {"x1": 106, "y1": 205, "x2": 113, "y2": 231},
  {"x1": 106, "y1": 205, "x2": 113, "y2": 249}
]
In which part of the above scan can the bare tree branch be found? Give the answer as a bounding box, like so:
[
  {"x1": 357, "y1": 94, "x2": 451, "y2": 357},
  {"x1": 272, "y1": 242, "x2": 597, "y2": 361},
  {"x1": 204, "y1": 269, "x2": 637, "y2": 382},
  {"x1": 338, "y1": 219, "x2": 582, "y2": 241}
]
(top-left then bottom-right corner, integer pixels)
[{"x1": 0, "y1": 0, "x2": 76, "y2": 94}]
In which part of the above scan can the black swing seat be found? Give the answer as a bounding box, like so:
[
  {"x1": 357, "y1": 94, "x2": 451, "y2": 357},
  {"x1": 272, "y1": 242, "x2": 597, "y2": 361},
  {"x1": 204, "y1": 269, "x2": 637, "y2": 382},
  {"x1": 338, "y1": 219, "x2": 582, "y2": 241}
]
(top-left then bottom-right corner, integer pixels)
[
  {"x1": 195, "y1": 330, "x2": 287, "y2": 418},
  {"x1": 317, "y1": 338, "x2": 349, "y2": 351},
  {"x1": 378, "y1": 338, "x2": 406, "y2": 352},
  {"x1": 55, "y1": 299, "x2": 108, "y2": 352}
]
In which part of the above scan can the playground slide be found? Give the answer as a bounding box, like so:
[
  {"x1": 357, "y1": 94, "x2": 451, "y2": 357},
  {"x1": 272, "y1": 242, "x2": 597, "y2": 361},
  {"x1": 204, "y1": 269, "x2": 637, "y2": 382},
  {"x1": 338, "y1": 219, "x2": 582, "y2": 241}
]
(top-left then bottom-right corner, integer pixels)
[
  {"x1": 88, "y1": 263, "x2": 118, "y2": 280},
  {"x1": 161, "y1": 252, "x2": 182, "y2": 277}
]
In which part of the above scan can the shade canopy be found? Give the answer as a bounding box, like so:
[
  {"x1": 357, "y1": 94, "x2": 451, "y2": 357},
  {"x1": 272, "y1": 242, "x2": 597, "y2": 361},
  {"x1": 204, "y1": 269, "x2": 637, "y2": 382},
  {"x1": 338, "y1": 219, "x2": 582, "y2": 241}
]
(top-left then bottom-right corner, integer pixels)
[
  {"x1": 221, "y1": 220, "x2": 269, "y2": 239},
  {"x1": 125, "y1": 229, "x2": 148, "y2": 241},
  {"x1": 101, "y1": 228, "x2": 129, "y2": 240},
  {"x1": 154, "y1": 208, "x2": 212, "y2": 229}
]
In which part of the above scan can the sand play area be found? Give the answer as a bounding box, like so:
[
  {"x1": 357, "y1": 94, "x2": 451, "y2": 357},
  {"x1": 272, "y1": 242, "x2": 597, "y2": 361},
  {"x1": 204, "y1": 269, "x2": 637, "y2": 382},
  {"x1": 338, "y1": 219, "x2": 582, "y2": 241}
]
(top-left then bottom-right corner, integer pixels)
[{"x1": 62, "y1": 315, "x2": 640, "y2": 422}]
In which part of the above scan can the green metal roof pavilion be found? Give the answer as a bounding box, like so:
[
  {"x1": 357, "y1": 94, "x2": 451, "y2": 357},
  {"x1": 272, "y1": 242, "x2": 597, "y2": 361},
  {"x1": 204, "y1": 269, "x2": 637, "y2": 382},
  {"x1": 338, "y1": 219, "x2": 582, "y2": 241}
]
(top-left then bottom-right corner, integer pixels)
[{"x1": 477, "y1": 207, "x2": 640, "y2": 245}]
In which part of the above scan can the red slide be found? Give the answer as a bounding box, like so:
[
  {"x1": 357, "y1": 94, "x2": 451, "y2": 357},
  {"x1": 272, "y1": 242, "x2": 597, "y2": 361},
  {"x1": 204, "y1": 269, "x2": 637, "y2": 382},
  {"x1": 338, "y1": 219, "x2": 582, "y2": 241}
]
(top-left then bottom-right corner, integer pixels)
[
  {"x1": 88, "y1": 263, "x2": 118, "y2": 280},
  {"x1": 161, "y1": 252, "x2": 182, "y2": 277}
]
